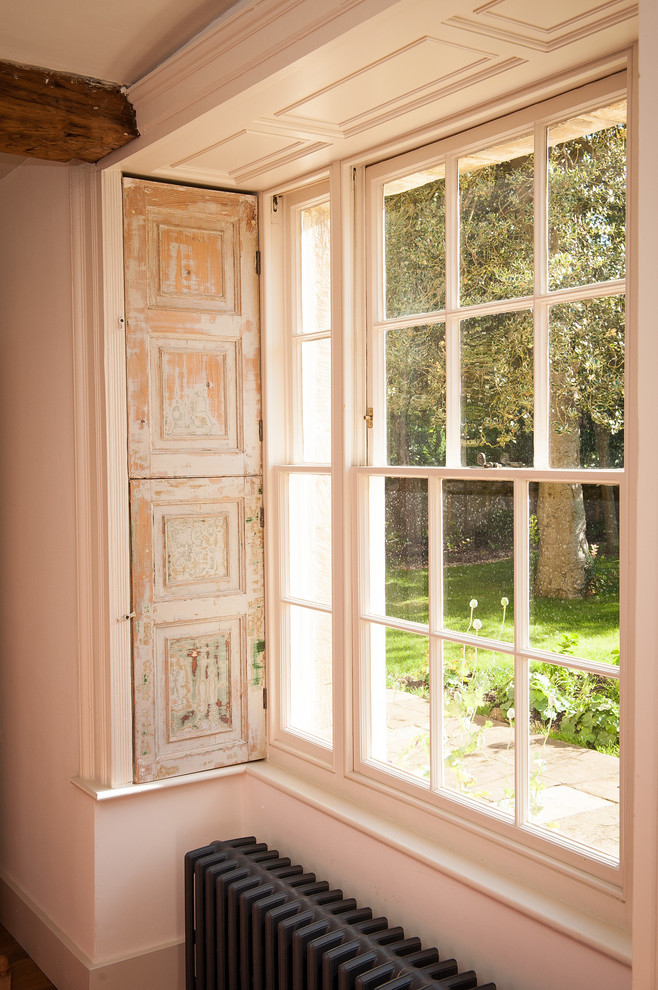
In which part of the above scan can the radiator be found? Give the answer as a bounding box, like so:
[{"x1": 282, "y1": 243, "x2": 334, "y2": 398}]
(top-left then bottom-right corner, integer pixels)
[{"x1": 185, "y1": 836, "x2": 497, "y2": 990}]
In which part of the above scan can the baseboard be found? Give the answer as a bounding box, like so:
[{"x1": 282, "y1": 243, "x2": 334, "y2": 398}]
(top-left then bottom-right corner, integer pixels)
[{"x1": 0, "y1": 873, "x2": 184, "y2": 990}]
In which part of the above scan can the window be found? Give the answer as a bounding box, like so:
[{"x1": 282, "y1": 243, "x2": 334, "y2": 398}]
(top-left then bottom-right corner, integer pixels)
[
  {"x1": 361, "y1": 90, "x2": 625, "y2": 867},
  {"x1": 274, "y1": 183, "x2": 334, "y2": 753},
  {"x1": 266, "y1": 75, "x2": 628, "y2": 889}
]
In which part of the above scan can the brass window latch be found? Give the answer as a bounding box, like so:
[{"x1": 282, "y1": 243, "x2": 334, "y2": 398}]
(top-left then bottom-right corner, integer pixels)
[{"x1": 364, "y1": 407, "x2": 373, "y2": 429}]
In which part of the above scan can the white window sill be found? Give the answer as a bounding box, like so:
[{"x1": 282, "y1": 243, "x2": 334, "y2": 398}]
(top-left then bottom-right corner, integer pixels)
[
  {"x1": 244, "y1": 761, "x2": 632, "y2": 967},
  {"x1": 71, "y1": 761, "x2": 249, "y2": 800}
]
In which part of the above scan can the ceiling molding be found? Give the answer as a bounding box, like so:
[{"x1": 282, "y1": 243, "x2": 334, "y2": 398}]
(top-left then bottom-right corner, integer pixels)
[
  {"x1": 126, "y1": 0, "x2": 402, "y2": 137},
  {"x1": 0, "y1": 60, "x2": 138, "y2": 163},
  {"x1": 445, "y1": 0, "x2": 638, "y2": 53}
]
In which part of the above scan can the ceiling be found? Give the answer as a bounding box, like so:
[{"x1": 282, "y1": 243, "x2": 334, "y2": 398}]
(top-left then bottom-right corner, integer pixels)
[
  {"x1": 0, "y1": 0, "x2": 639, "y2": 188},
  {"x1": 0, "y1": 0, "x2": 241, "y2": 85}
]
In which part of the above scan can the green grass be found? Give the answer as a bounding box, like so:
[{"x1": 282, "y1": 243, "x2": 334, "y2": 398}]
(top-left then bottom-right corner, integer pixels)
[{"x1": 384, "y1": 556, "x2": 620, "y2": 686}]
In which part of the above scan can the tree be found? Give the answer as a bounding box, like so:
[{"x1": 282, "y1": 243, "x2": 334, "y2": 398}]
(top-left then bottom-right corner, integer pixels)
[{"x1": 382, "y1": 109, "x2": 626, "y2": 599}]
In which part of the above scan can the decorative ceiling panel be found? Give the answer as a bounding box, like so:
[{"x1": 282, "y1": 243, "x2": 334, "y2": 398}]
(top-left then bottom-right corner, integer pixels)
[
  {"x1": 446, "y1": 0, "x2": 638, "y2": 51},
  {"x1": 274, "y1": 36, "x2": 523, "y2": 138},
  {"x1": 170, "y1": 128, "x2": 330, "y2": 185}
]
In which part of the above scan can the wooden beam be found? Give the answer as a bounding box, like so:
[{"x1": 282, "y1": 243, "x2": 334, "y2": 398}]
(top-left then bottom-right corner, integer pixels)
[{"x1": 0, "y1": 61, "x2": 139, "y2": 163}]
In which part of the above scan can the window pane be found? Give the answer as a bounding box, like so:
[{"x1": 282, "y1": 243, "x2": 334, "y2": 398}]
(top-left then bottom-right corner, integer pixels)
[
  {"x1": 460, "y1": 311, "x2": 533, "y2": 467},
  {"x1": 300, "y1": 202, "x2": 330, "y2": 333},
  {"x1": 288, "y1": 605, "x2": 332, "y2": 745},
  {"x1": 300, "y1": 337, "x2": 331, "y2": 462},
  {"x1": 527, "y1": 660, "x2": 619, "y2": 858},
  {"x1": 443, "y1": 642, "x2": 514, "y2": 814},
  {"x1": 368, "y1": 477, "x2": 428, "y2": 623},
  {"x1": 288, "y1": 474, "x2": 331, "y2": 606},
  {"x1": 549, "y1": 296, "x2": 624, "y2": 469},
  {"x1": 443, "y1": 481, "x2": 514, "y2": 644},
  {"x1": 386, "y1": 324, "x2": 446, "y2": 466},
  {"x1": 369, "y1": 624, "x2": 430, "y2": 782},
  {"x1": 548, "y1": 102, "x2": 626, "y2": 291},
  {"x1": 459, "y1": 136, "x2": 534, "y2": 305},
  {"x1": 384, "y1": 170, "x2": 446, "y2": 318},
  {"x1": 529, "y1": 483, "x2": 620, "y2": 664}
]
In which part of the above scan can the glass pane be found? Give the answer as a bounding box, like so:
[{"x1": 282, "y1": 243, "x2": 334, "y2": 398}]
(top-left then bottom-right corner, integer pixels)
[
  {"x1": 549, "y1": 296, "x2": 624, "y2": 469},
  {"x1": 288, "y1": 605, "x2": 332, "y2": 745},
  {"x1": 443, "y1": 480, "x2": 514, "y2": 643},
  {"x1": 459, "y1": 135, "x2": 534, "y2": 305},
  {"x1": 300, "y1": 337, "x2": 331, "y2": 462},
  {"x1": 529, "y1": 483, "x2": 620, "y2": 664},
  {"x1": 384, "y1": 169, "x2": 446, "y2": 318},
  {"x1": 443, "y1": 642, "x2": 514, "y2": 814},
  {"x1": 548, "y1": 102, "x2": 626, "y2": 291},
  {"x1": 369, "y1": 624, "x2": 430, "y2": 782},
  {"x1": 288, "y1": 474, "x2": 331, "y2": 605},
  {"x1": 460, "y1": 310, "x2": 534, "y2": 467},
  {"x1": 300, "y1": 201, "x2": 330, "y2": 333},
  {"x1": 527, "y1": 660, "x2": 619, "y2": 858},
  {"x1": 368, "y1": 477, "x2": 428, "y2": 623},
  {"x1": 386, "y1": 324, "x2": 446, "y2": 466}
]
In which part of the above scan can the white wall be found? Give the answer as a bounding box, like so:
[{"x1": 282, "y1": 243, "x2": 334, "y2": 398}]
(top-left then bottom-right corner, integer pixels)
[
  {"x1": 242, "y1": 770, "x2": 631, "y2": 990},
  {"x1": 0, "y1": 160, "x2": 96, "y2": 960},
  {"x1": 0, "y1": 160, "x2": 260, "y2": 989}
]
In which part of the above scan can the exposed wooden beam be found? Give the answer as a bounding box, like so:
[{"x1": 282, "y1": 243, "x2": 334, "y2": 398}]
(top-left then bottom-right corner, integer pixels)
[{"x1": 0, "y1": 61, "x2": 139, "y2": 163}]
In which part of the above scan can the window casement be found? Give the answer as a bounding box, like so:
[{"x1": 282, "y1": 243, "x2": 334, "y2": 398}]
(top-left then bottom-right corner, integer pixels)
[
  {"x1": 359, "y1": 82, "x2": 626, "y2": 875},
  {"x1": 268, "y1": 181, "x2": 336, "y2": 762},
  {"x1": 265, "y1": 71, "x2": 629, "y2": 897}
]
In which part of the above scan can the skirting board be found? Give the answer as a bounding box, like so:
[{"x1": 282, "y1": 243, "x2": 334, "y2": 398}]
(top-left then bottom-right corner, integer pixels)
[{"x1": 0, "y1": 873, "x2": 184, "y2": 990}]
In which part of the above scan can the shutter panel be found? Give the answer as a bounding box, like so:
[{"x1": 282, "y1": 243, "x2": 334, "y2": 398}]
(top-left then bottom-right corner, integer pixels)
[{"x1": 123, "y1": 179, "x2": 265, "y2": 782}]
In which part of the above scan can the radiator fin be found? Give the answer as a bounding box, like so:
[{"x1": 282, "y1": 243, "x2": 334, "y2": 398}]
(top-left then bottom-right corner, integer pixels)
[{"x1": 185, "y1": 836, "x2": 497, "y2": 990}]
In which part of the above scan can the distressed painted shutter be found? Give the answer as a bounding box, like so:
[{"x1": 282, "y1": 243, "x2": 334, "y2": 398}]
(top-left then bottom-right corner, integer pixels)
[{"x1": 123, "y1": 178, "x2": 265, "y2": 782}]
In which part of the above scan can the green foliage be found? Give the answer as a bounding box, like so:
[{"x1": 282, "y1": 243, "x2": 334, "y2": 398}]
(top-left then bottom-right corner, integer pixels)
[{"x1": 383, "y1": 109, "x2": 626, "y2": 474}]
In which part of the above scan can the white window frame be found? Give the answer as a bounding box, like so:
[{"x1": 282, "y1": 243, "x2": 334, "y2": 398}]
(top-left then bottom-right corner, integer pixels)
[
  {"x1": 262, "y1": 72, "x2": 632, "y2": 924},
  {"x1": 357, "y1": 74, "x2": 627, "y2": 883}
]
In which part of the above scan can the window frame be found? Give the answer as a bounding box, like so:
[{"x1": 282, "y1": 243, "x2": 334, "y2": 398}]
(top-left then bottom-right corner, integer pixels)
[
  {"x1": 357, "y1": 74, "x2": 627, "y2": 882},
  {"x1": 263, "y1": 71, "x2": 631, "y2": 909}
]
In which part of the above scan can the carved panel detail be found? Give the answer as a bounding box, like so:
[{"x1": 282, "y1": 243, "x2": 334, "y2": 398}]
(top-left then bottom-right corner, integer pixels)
[
  {"x1": 151, "y1": 339, "x2": 241, "y2": 454},
  {"x1": 155, "y1": 496, "x2": 244, "y2": 601},
  {"x1": 165, "y1": 513, "x2": 229, "y2": 585},
  {"x1": 146, "y1": 208, "x2": 240, "y2": 314},
  {"x1": 167, "y1": 630, "x2": 233, "y2": 740},
  {"x1": 158, "y1": 224, "x2": 226, "y2": 299}
]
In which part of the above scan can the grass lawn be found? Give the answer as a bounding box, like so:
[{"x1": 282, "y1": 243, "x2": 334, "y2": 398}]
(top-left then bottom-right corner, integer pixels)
[{"x1": 385, "y1": 557, "x2": 620, "y2": 687}]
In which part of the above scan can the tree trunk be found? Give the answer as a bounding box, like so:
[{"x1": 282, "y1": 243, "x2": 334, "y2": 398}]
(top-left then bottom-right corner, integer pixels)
[{"x1": 535, "y1": 411, "x2": 589, "y2": 599}]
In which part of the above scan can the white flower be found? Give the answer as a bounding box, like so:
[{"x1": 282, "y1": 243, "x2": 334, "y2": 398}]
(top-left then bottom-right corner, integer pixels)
[
  {"x1": 473, "y1": 618, "x2": 482, "y2": 631},
  {"x1": 469, "y1": 599, "x2": 478, "y2": 609},
  {"x1": 501, "y1": 597, "x2": 509, "y2": 607}
]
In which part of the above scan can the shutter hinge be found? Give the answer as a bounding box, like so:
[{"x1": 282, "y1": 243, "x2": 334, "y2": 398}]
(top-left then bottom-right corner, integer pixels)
[
  {"x1": 255, "y1": 250, "x2": 261, "y2": 275},
  {"x1": 260, "y1": 506, "x2": 265, "y2": 528},
  {"x1": 258, "y1": 419, "x2": 263, "y2": 442},
  {"x1": 263, "y1": 687, "x2": 268, "y2": 710}
]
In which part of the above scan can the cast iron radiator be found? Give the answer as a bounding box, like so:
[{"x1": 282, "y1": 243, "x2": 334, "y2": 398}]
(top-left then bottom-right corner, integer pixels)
[{"x1": 185, "y1": 835, "x2": 496, "y2": 990}]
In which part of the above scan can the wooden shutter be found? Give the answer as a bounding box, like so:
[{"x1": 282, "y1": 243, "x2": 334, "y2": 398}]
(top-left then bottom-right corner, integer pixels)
[{"x1": 123, "y1": 178, "x2": 265, "y2": 782}]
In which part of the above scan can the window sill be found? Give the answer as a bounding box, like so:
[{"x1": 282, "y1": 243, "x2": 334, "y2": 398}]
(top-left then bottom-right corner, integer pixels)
[
  {"x1": 245, "y1": 760, "x2": 632, "y2": 967},
  {"x1": 71, "y1": 761, "x2": 250, "y2": 801}
]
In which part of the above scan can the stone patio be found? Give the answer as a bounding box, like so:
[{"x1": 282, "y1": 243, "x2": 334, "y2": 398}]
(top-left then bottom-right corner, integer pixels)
[{"x1": 383, "y1": 689, "x2": 619, "y2": 858}]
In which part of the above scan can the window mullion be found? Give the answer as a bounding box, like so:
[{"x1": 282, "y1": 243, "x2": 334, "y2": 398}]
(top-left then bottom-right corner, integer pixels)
[
  {"x1": 429, "y1": 476, "x2": 442, "y2": 790},
  {"x1": 514, "y1": 480, "x2": 530, "y2": 825},
  {"x1": 445, "y1": 155, "x2": 461, "y2": 468},
  {"x1": 534, "y1": 121, "x2": 550, "y2": 470}
]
